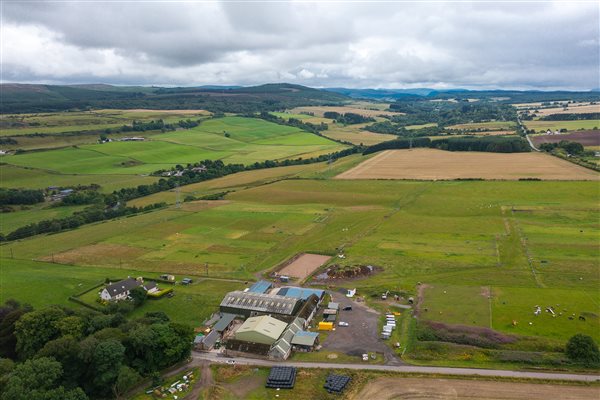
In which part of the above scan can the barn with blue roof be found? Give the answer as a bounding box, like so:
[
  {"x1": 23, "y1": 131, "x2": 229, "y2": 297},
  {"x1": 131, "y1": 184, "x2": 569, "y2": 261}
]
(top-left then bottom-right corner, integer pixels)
[
  {"x1": 248, "y1": 280, "x2": 273, "y2": 294},
  {"x1": 275, "y1": 287, "x2": 325, "y2": 302}
]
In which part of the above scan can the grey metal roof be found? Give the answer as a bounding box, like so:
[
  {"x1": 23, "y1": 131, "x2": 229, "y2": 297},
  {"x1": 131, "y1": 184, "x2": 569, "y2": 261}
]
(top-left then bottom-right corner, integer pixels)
[
  {"x1": 269, "y1": 317, "x2": 305, "y2": 359},
  {"x1": 220, "y1": 291, "x2": 300, "y2": 316},
  {"x1": 213, "y1": 313, "x2": 236, "y2": 332},
  {"x1": 291, "y1": 331, "x2": 319, "y2": 346},
  {"x1": 201, "y1": 330, "x2": 219, "y2": 348}
]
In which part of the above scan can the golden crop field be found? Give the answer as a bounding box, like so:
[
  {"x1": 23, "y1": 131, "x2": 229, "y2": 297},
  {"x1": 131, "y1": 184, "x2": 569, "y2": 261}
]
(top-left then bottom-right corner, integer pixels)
[
  {"x1": 531, "y1": 104, "x2": 600, "y2": 117},
  {"x1": 291, "y1": 105, "x2": 401, "y2": 117},
  {"x1": 335, "y1": 149, "x2": 599, "y2": 180}
]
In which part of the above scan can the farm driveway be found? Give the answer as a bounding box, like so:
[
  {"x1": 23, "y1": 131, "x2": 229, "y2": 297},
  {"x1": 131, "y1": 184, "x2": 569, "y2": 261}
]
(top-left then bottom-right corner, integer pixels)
[{"x1": 321, "y1": 292, "x2": 402, "y2": 365}]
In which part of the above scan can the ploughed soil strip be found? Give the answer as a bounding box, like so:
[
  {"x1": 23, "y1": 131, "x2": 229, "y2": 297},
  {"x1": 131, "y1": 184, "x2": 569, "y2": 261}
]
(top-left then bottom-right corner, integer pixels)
[
  {"x1": 335, "y1": 149, "x2": 599, "y2": 180},
  {"x1": 277, "y1": 253, "x2": 331, "y2": 279},
  {"x1": 531, "y1": 130, "x2": 600, "y2": 147},
  {"x1": 351, "y1": 377, "x2": 600, "y2": 400}
]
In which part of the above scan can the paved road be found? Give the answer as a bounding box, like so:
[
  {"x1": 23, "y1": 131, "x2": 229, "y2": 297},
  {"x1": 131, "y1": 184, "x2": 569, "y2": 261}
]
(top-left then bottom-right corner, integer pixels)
[
  {"x1": 525, "y1": 134, "x2": 541, "y2": 151},
  {"x1": 192, "y1": 351, "x2": 600, "y2": 383}
]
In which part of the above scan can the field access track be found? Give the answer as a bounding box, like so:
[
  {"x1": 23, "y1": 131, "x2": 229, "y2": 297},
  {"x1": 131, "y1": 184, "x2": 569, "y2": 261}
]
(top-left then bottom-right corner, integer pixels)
[{"x1": 335, "y1": 149, "x2": 599, "y2": 180}]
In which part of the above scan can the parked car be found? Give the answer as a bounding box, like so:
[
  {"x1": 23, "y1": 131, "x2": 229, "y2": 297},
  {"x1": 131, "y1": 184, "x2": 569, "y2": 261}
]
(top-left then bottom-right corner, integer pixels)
[
  {"x1": 226, "y1": 359, "x2": 236, "y2": 365},
  {"x1": 338, "y1": 321, "x2": 349, "y2": 327},
  {"x1": 342, "y1": 305, "x2": 353, "y2": 311}
]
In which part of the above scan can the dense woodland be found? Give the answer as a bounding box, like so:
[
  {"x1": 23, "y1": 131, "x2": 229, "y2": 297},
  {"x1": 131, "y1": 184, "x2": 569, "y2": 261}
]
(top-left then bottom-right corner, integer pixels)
[{"x1": 0, "y1": 300, "x2": 192, "y2": 400}]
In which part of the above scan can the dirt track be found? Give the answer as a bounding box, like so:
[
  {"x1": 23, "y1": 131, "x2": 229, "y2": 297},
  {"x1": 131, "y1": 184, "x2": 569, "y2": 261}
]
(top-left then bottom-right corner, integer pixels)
[
  {"x1": 335, "y1": 149, "x2": 599, "y2": 180},
  {"x1": 351, "y1": 377, "x2": 600, "y2": 400},
  {"x1": 278, "y1": 253, "x2": 331, "y2": 279}
]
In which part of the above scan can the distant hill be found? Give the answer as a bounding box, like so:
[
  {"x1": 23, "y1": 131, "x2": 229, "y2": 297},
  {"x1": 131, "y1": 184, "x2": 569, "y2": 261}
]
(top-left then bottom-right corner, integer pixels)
[
  {"x1": 324, "y1": 87, "x2": 437, "y2": 99},
  {"x1": 0, "y1": 83, "x2": 349, "y2": 114},
  {"x1": 325, "y1": 87, "x2": 600, "y2": 103}
]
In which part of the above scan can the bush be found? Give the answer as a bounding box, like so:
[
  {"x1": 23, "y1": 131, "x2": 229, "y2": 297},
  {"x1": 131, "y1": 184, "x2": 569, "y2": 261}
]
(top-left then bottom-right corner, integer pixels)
[{"x1": 565, "y1": 334, "x2": 600, "y2": 365}]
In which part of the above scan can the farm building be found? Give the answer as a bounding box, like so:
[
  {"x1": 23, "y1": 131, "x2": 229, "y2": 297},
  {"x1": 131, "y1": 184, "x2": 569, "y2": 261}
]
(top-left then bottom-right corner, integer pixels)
[
  {"x1": 291, "y1": 331, "x2": 319, "y2": 351},
  {"x1": 234, "y1": 315, "x2": 288, "y2": 345},
  {"x1": 248, "y1": 280, "x2": 273, "y2": 294},
  {"x1": 212, "y1": 313, "x2": 237, "y2": 334},
  {"x1": 220, "y1": 291, "x2": 302, "y2": 320},
  {"x1": 269, "y1": 317, "x2": 305, "y2": 360},
  {"x1": 323, "y1": 308, "x2": 337, "y2": 322},
  {"x1": 327, "y1": 302, "x2": 339, "y2": 311},
  {"x1": 294, "y1": 294, "x2": 320, "y2": 326},
  {"x1": 275, "y1": 287, "x2": 325, "y2": 303},
  {"x1": 195, "y1": 329, "x2": 220, "y2": 351}
]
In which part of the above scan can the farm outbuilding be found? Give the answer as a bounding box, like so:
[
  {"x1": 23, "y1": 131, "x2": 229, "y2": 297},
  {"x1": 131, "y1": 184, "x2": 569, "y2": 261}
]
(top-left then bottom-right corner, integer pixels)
[
  {"x1": 195, "y1": 329, "x2": 219, "y2": 351},
  {"x1": 213, "y1": 313, "x2": 237, "y2": 333},
  {"x1": 291, "y1": 331, "x2": 319, "y2": 351},
  {"x1": 248, "y1": 280, "x2": 273, "y2": 294},
  {"x1": 234, "y1": 315, "x2": 288, "y2": 345},
  {"x1": 220, "y1": 291, "x2": 301, "y2": 319},
  {"x1": 269, "y1": 317, "x2": 305, "y2": 360},
  {"x1": 276, "y1": 287, "x2": 325, "y2": 302}
]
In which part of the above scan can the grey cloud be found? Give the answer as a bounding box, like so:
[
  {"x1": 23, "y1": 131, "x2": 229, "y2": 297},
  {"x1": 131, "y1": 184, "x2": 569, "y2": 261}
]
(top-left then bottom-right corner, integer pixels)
[{"x1": 2, "y1": 1, "x2": 598, "y2": 89}]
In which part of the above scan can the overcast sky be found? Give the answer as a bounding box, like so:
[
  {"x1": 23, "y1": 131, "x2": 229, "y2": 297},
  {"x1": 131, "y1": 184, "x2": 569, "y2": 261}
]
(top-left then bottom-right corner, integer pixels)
[{"x1": 2, "y1": 1, "x2": 599, "y2": 90}]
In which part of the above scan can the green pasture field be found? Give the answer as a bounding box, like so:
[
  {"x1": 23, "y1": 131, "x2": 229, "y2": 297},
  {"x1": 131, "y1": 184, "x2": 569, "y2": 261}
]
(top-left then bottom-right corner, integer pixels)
[
  {"x1": 2, "y1": 177, "x2": 597, "y2": 344},
  {"x1": 0, "y1": 258, "x2": 244, "y2": 327},
  {"x1": 0, "y1": 204, "x2": 87, "y2": 235},
  {"x1": 447, "y1": 121, "x2": 517, "y2": 130},
  {"x1": 0, "y1": 164, "x2": 158, "y2": 192},
  {"x1": 523, "y1": 120, "x2": 600, "y2": 132},
  {"x1": 2, "y1": 116, "x2": 345, "y2": 179}
]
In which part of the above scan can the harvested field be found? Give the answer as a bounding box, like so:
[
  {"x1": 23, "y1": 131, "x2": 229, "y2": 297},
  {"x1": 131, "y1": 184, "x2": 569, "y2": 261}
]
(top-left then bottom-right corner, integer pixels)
[
  {"x1": 351, "y1": 377, "x2": 600, "y2": 400},
  {"x1": 109, "y1": 108, "x2": 210, "y2": 114},
  {"x1": 533, "y1": 104, "x2": 600, "y2": 117},
  {"x1": 464, "y1": 130, "x2": 516, "y2": 136},
  {"x1": 291, "y1": 105, "x2": 400, "y2": 117},
  {"x1": 277, "y1": 253, "x2": 331, "y2": 279},
  {"x1": 335, "y1": 149, "x2": 599, "y2": 180},
  {"x1": 531, "y1": 130, "x2": 600, "y2": 147}
]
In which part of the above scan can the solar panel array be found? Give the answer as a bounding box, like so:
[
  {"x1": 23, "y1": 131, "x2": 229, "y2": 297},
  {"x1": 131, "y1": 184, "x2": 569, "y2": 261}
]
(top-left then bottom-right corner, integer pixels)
[
  {"x1": 266, "y1": 366, "x2": 296, "y2": 389},
  {"x1": 324, "y1": 374, "x2": 351, "y2": 394}
]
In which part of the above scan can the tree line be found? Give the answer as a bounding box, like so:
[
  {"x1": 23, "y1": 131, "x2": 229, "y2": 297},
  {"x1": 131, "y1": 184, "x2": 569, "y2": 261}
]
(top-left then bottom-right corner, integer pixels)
[
  {"x1": 3, "y1": 202, "x2": 165, "y2": 242},
  {"x1": 0, "y1": 188, "x2": 45, "y2": 206},
  {"x1": 539, "y1": 112, "x2": 600, "y2": 121},
  {"x1": 363, "y1": 136, "x2": 530, "y2": 155},
  {"x1": 0, "y1": 299, "x2": 192, "y2": 399}
]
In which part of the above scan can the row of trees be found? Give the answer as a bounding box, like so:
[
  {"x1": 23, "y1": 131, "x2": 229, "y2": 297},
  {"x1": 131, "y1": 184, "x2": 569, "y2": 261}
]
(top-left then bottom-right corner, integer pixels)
[
  {"x1": 257, "y1": 112, "x2": 328, "y2": 134},
  {"x1": 0, "y1": 300, "x2": 193, "y2": 399},
  {"x1": 363, "y1": 136, "x2": 530, "y2": 155},
  {"x1": 0, "y1": 188, "x2": 45, "y2": 206},
  {"x1": 539, "y1": 140, "x2": 585, "y2": 155},
  {"x1": 3, "y1": 202, "x2": 165, "y2": 242},
  {"x1": 539, "y1": 112, "x2": 600, "y2": 121},
  {"x1": 105, "y1": 118, "x2": 201, "y2": 135},
  {"x1": 131, "y1": 147, "x2": 363, "y2": 200}
]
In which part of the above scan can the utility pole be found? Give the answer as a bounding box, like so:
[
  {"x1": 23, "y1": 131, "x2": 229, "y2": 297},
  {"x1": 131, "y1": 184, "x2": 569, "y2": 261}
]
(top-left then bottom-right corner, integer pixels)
[
  {"x1": 175, "y1": 183, "x2": 181, "y2": 209},
  {"x1": 205, "y1": 262, "x2": 208, "y2": 276}
]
